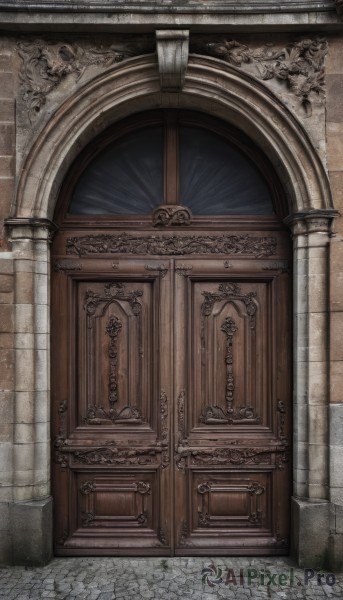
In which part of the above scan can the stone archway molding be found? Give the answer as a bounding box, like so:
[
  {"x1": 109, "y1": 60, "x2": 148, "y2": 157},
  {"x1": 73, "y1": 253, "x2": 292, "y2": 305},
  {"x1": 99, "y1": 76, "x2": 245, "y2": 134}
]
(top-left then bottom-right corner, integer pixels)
[
  {"x1": 10, "y1": 53, "x2": 334, "y2": 219},
  {"x1": 5, "y1": 53, "x2": 340, "y2": 568}
]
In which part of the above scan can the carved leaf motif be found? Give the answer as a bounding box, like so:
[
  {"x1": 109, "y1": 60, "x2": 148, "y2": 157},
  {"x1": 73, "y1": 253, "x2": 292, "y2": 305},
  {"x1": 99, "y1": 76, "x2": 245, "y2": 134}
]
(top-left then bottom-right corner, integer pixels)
[
  {"x1": 84, "y1": 282, "x2": 143, "y2": 318},
  {"x1": 197, "y1": 37, "x2": 328, "y2": 114},
  {"x1": 17, "y1": 39, "x2": 143, "y2": 121},
  {"x1": 67, "y1": 233, "x2": 277, "y2": 257}
]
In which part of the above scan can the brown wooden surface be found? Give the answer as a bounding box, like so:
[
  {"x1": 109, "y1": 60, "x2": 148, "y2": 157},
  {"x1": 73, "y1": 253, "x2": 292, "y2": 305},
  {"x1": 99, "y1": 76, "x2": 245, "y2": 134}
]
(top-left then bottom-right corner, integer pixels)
[{"x1": 51, "y1": 111, "x2": 292, "y2": 556}]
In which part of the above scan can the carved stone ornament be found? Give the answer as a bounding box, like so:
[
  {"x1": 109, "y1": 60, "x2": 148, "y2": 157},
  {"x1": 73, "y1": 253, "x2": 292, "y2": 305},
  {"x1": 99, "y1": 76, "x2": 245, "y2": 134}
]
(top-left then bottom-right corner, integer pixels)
[
  {"x1": 156, "y1": 30, "x2": 189, "y2": 91},
  {"x1": 153, "y1": 205, "x2": 192, "y2": 227},
  {"x1": 17, "y1": 38, "x2": 151, "y2": 121},
  {"x1": 67, "y1": 233, "x2": 277, "y2": 257},
  {"x1": 195, "y1": 37, "x2": 328, "y2": 114}
]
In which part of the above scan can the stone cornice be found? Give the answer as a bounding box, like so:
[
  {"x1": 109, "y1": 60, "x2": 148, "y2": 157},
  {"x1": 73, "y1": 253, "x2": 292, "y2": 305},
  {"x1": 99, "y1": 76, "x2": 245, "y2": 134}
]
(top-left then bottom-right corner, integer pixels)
[{"x1": 0, "y1": 0, "x2": 337, "y2": 12}]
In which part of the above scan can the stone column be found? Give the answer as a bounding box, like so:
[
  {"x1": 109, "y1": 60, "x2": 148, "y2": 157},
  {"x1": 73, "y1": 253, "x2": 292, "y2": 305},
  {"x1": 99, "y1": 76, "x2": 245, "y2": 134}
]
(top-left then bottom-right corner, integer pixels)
[
  {"x1": 285, "y1": 209, "x2": 339, "y2": 568},
  {"x1": 4, "y1": 217, "x2": 54, "y2": 566}
]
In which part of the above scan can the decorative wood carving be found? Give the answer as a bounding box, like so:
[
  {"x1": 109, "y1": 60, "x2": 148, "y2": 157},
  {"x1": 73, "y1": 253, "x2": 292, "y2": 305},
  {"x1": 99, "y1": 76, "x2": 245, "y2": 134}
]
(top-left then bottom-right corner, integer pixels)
[
  {"x1": 106, "y1": 316, "x2": 122, "y2": 407},
  {"x1": 80, "y1": 481, "x2": 96, "y2": 495},
  {"x1": 196, "y1": 37, "x2": 328, "y2": 114},
  {"x1": 197, "y1": 480, "x2": 265, "y2": 495},
  {"x1": 152, "y1": 205, "x2": 192, "y2": 227},
  {"x1": 175, "y1": 444, "x2": 289, "y2": 467},
  {"x1": 224, "y1": 261, "x2": 233, "y2": 269},
  {"x1": 158, "y1": 527, "x2": 167, "y2": 545},
  {"x1": 198, "y1": 512, "x2": 210, "y2": 527},
  {"x1": 137, "y1": 512, "x2": 148, "y2": 526},
  {"x1": 17, "y1": 39, "x2": 148, "y2": 121},
  {"x1": 179, "y1": 520, "x2": 189, "y2": 546},
  {"x1": 248, "y1": 511, "x2": 262, "y2": 525},
  {"x1": 175, "y1": 264, "x2": 193, "y2": 277},
  {"x1": 83, "y1": 405, "x2": 142, "y2": 425},
  {"x1": 201, "y1": 282, "x2": 257, "y2": 327},
  {"x1": 160, "y1": 391, "x2": 170, "y2": 469},
  {"x1": 56, "y1": 442, "x2": 161, "y2": 466},
  {"x1": 136, "y1": 482, "x2": 151, "y2": 495},
  {"x1": 175, "y1": 390, "x2": 187, "y2": 471},
  {"x1": 53, "y1": 260, "x2": 82, "y2": 272},
  {"x1": 144, "y1": 264, "x2": 168, "y2": 278},
  {"x1": 222, "y1": 316, "x2": 237, "y2": 411},
  {"x1": 81, "y1": 511, "x2": 95, "y2": 527},
  {"x1": 84, "y1": 282, "x2": 142, "y2": 319},
  {"x1": 66, "y1": 233, "x2": 277, "y2": 257}
]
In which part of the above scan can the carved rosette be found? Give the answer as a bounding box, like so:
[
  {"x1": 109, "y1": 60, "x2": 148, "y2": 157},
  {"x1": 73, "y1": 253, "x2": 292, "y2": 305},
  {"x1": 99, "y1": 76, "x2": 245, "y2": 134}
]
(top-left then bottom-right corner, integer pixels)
[
  {"x1": 67, "y1": 233, "x2": 277, "y2": 257},
  {"x1": 153, "y1": 205, "x2": 192, "y2": 227}
]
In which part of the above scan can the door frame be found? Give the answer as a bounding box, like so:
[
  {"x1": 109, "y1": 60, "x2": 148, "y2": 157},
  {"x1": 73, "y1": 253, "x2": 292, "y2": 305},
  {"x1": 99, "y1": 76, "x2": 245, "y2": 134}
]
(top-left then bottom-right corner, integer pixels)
[{"x1": 5, "y1": 54, "x2": 338, "y2": 565}]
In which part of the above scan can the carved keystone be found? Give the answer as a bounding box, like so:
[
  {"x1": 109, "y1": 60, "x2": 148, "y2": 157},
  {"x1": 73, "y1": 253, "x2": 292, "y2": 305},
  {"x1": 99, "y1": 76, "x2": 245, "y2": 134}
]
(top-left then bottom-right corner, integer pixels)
[{"x1": 156, "y1": 30, "x2": 189, "y2": 91}]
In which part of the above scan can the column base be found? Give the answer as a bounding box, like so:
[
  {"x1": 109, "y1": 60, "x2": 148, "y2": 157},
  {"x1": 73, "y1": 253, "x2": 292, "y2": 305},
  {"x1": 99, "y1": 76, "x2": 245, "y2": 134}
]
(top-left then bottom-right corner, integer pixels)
[
  {"x1": 291, "y1": 497, "x2": 333, "y2": 569},
  {"x1": 0, "y1": 497, "x2": 53, "y2": 566}
]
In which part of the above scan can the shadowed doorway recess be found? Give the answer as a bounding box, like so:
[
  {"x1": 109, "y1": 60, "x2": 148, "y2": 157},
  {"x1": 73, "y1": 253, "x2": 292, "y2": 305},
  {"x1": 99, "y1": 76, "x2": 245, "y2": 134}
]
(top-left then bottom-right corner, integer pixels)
[{"x1": 51, "y1": 110, "x2": 292, "y2": 556}]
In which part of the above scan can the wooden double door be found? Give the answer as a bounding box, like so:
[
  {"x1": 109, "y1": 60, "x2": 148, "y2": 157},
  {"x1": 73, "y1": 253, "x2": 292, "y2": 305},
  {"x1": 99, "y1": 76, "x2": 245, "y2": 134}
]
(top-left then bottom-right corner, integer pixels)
[{"x1": 52, "y1": 228, "x2": 291, "y2": 556}]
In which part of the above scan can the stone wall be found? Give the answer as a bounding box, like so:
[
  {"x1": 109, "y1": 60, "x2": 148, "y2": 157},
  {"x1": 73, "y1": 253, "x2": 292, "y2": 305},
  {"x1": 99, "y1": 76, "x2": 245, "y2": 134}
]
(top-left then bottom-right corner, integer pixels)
[
  {"x1": 327, "y1": 35, "x2": 343, "y2": 567},
  {"x1": 0, "y1": 19, "x2": 341, "y2": 567}
]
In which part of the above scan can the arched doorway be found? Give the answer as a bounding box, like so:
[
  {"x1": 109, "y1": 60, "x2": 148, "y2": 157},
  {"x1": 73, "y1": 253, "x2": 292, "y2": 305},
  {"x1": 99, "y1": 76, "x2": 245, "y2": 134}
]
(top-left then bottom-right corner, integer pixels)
[{"x1": 51, "y1": 109, "x2": 292, "y2": 556}]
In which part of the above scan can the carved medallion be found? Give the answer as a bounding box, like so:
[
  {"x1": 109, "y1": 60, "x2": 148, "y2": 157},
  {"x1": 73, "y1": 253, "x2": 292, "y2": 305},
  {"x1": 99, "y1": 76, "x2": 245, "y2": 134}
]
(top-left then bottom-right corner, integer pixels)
[{"x1": 153, "y1": 205, "x2": 192, "y2": 227}]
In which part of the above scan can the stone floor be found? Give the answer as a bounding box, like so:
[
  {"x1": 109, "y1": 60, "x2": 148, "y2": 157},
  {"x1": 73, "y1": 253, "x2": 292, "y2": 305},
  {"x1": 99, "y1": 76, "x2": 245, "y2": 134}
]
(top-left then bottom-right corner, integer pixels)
[{"x1": 0, "y1": 557, "x2": 342, "y2": 600}]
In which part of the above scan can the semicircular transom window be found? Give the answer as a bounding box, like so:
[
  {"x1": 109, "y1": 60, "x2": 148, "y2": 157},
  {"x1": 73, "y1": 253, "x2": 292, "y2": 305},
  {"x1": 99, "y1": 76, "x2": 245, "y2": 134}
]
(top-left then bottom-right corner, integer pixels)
[{"x1": 69, "y1": 113, "x2": 275, "y2": 216}]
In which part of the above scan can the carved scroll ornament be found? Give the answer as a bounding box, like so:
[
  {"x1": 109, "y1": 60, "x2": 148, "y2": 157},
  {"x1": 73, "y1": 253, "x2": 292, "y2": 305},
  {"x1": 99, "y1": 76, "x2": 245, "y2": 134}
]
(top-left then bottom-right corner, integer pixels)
[
  {"x1": 67, "y1": 233, "x2": 277, "y2": 257},
  {"x1": 153, "y1": 205, "x2": 192, "y2": 227}
]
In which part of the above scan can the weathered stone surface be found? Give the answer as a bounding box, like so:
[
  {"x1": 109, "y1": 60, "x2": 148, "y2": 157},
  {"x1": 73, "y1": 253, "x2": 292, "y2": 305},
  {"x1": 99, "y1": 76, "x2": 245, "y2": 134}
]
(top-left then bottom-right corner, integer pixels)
[
  {"x1": 326, "y1": 73, "x2": 343, "y2": 121},
  {"x1": 330, "y1": 361, "x2": 343, "y2": 402},
  {"x1": 291, "y1": 497, "x2": 333, "y2": 568},
  {"x1": 327, "y1": 123, "x2": 343, "y2": 171},
  {"x1": 10, "y1": 497, "x2": 53, "y2": 567},
  {"x1": 330, "y1": 312, "x2": 343, "y2": 360}
]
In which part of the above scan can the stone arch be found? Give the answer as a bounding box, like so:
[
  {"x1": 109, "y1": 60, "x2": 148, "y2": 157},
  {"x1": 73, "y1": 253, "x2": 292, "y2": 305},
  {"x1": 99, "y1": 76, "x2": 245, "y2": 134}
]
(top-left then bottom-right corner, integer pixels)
[
  {"x1": 6, "y1": 52, "x2": 339, "y2": 568},
  {"x1": 12, "y1": 53, "x2": 332, "y2": 219}
]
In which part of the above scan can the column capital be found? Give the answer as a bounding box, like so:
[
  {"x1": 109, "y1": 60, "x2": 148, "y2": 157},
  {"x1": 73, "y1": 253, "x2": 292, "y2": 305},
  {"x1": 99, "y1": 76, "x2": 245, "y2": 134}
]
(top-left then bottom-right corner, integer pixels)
[
  {"x1": 284, "y1": 209, "x2": 340, "y2": 236},
  {"x1": 5, "y1": 217, "x2": 57, "y2": 242}
]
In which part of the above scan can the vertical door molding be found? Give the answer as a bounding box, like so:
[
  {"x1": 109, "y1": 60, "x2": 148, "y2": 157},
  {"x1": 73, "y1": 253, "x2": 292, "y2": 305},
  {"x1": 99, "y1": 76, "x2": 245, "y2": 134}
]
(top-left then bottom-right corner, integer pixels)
[{"x1": 4, "y1": 217, "x2": 54, "y2": 565}]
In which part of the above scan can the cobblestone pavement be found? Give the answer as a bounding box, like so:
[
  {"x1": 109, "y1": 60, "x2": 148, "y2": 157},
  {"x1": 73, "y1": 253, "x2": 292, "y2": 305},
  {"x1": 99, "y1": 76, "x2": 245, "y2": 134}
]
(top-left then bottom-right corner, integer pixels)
[{"x1": 0, "y1": 557, "x2": 342, "y2": 600}]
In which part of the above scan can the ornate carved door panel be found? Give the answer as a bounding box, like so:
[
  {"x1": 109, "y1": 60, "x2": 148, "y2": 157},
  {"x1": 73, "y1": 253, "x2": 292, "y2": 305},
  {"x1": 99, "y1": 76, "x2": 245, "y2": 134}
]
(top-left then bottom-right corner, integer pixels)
[
  {"x1": 52, "y1": 242, "x2": 291, "y2": 555},
  {"x1": 52, "y1": 258, "x2": 173, "y2": 553},
  {"x1": 173, "y1": 258, "x2": 291, "y2": 554}
]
